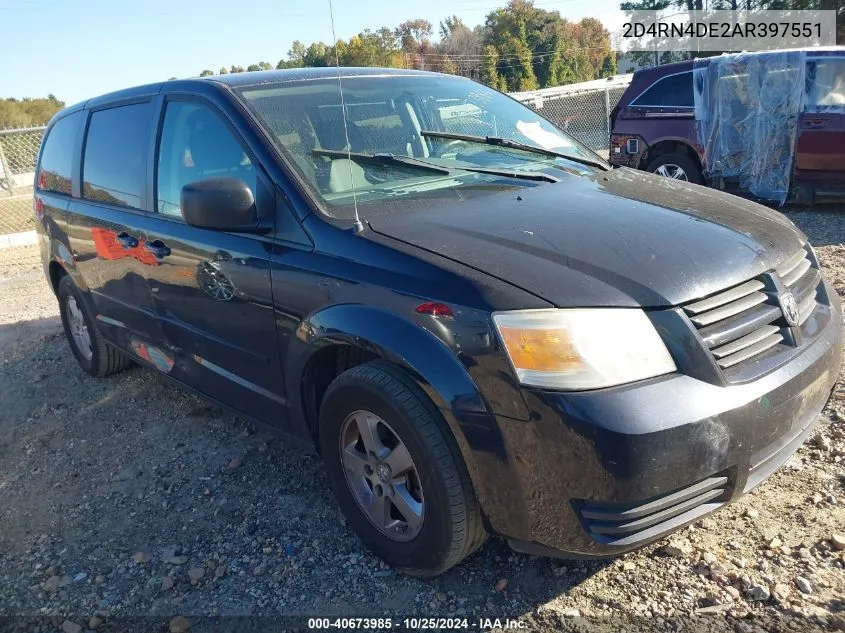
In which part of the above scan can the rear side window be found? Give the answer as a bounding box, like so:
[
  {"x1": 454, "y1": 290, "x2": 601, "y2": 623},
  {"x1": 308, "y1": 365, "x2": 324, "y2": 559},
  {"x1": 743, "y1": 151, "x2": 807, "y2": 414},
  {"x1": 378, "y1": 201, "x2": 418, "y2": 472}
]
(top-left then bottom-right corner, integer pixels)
[
  {"x1": 82, "y1": 102, "x2": 153, "y2": 208},
  {"x1": 37, "y1": 111, "x2": 83, "y2": 195},
  {"x1": 632, "y1": 72, "x2": 694, "y2": 108}
]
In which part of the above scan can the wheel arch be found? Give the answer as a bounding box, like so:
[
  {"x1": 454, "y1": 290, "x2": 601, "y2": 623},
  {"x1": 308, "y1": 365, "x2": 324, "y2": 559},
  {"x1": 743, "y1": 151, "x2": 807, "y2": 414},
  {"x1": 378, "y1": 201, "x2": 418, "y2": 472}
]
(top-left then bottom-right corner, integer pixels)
[
  {"x1": 48, "y1": 260, "x2": 68, "y2": 295},
  {"x1": 639, "y1": 138, "x2": 703, "y2": 173},
  {"x1": 47, "y1": 239, "x2": 90, "y2": 296},
  {"x1": 287, "y1": 304, "x2": 491, "y2": 460},
  {"x1": 299, "y1": 342, "x2": 383, "y2": 446}
]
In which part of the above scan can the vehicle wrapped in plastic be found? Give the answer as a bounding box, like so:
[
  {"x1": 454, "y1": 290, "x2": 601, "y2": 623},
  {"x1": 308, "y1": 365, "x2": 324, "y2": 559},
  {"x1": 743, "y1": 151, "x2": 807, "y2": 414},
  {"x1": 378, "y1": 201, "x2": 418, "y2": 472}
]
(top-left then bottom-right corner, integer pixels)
[{"x1": 693, "y1": 50, "x2": 806, "y2": 205}]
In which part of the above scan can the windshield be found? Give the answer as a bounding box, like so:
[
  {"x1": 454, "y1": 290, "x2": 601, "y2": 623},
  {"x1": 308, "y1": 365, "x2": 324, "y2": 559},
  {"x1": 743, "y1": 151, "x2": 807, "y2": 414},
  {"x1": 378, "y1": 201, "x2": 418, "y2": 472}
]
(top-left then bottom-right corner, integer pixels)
[{"x1": 236, "y1": 74, "x2": 605, "y2": 218}]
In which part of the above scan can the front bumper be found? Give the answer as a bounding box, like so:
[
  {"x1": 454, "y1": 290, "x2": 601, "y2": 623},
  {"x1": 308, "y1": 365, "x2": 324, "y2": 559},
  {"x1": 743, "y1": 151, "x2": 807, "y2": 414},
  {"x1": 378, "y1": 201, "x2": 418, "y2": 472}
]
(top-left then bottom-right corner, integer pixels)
[{"x1": 475, "y1": 281, "x2": 842, "y2": 558}]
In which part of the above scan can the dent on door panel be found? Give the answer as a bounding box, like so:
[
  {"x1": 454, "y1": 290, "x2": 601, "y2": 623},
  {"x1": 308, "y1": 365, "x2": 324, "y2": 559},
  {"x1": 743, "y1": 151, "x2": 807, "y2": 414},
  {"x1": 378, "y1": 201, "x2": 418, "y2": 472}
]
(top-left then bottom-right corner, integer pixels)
[
  {"x1": 64, "y1": 201, "x2": 160, "y2": 342},
  {"x1": 141, "y1": 220, "x2": 286, "y2": 427}
]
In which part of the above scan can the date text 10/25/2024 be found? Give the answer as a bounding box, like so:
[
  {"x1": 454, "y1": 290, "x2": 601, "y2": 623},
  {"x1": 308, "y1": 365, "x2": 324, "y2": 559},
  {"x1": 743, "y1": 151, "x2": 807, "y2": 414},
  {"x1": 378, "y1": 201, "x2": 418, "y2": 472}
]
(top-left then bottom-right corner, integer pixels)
[{"x1": 307, "y1": 617, "x2": 529, "y2": 630}]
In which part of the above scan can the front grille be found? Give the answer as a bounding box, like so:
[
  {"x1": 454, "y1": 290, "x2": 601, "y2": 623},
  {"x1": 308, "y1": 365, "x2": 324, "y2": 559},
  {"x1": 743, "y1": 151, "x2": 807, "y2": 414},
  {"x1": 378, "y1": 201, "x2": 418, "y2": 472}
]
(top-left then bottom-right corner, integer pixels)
[
  {"x1": 683, "y1": 246, "x2": 822, "y2": 376},
  {"x1": 577, "y1": 477, "x2": 729, "y2": 545}
]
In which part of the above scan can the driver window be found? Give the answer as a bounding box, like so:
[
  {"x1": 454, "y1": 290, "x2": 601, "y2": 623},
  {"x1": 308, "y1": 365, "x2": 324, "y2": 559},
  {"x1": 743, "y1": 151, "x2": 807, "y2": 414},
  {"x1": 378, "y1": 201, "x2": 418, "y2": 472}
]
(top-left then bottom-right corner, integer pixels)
[{"x1": 156, "y1": 101, "x2": 256, "y2": 217}]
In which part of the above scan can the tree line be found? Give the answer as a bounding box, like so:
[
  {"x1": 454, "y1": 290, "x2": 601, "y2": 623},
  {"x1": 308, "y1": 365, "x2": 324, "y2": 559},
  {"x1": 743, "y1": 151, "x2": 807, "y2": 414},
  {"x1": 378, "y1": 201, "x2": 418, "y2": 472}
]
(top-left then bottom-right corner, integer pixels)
[
  {"x1": 0, "y1": 95, "x2": 65, "y2": 129},
  {"x1": 196, "y1": 1, "x2": 618, "y2": 92},
  {"x1": 6, "y1": 0, "x2": 844, "y2": 128}
]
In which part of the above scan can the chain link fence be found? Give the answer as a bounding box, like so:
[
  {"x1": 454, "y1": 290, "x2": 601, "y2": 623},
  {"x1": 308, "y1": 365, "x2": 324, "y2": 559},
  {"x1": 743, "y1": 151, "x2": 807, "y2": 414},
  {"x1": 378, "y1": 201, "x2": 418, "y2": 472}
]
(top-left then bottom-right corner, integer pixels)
[
  {"x1": 0, "y1": 195, "x2": 34, "y2": 236},
  {"x1": 0, "y1": 126, "x2": 45, "y2": 236},
  {"x1": 511, "y1": 75, "x2": 632, "y2": 156},
  {"x1": 0, "y1": 78, "x2": 633, "y2": 237},
  {"x1": 0, "y1": 126, "x2": 45, "y2": 191}
]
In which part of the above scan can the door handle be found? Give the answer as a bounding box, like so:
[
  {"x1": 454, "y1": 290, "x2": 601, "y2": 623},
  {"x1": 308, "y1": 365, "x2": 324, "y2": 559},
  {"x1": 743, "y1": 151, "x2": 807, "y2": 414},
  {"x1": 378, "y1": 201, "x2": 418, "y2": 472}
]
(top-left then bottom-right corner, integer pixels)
[
  {"x1": 116, "y1": 231, "x2": 139, "y2": 249},
  {"x1": 805, "y1": 119, "x2": 828, "y2": 129},
  {"x1": 143, "y1": 240, "x2": 171, "y2": 259}
]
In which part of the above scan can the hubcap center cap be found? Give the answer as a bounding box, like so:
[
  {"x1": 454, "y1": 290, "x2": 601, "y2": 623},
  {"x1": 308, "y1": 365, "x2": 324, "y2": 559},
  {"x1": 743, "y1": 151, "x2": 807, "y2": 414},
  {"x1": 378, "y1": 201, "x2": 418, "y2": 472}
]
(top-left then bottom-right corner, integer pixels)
[{"x1": 375, "y1": 463, "x2": 391, "y2": 483}]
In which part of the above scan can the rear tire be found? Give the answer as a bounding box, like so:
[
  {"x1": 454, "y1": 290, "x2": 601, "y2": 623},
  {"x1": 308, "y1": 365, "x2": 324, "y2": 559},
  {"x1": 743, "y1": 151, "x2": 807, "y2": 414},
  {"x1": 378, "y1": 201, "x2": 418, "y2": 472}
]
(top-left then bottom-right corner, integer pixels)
[
  {"x1": 646, "y1": 153, "x2": 703, "y2": 185},
  {"x1": 58, "y1": 275, "x2": 130, "y2": 377},
  {"x1": 319, "y1": 361, "x2": 486, "y2": 577}
]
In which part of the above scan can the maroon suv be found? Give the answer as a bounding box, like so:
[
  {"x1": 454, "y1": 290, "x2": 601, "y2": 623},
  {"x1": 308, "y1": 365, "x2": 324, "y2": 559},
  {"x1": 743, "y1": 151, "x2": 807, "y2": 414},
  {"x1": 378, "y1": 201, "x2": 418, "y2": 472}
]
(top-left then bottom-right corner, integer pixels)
[{"x1": 610, "y1": 48, "x2": 845, "y2": 204}]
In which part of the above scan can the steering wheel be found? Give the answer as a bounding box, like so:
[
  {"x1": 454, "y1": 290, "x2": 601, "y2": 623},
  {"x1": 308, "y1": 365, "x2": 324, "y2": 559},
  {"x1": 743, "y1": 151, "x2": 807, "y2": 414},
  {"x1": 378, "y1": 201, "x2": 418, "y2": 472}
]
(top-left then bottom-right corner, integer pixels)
[
  {"x1": 435, "y1": 139, "x2": 469, "y2": 157},
  {"x1": 360, "y1": 164, "x2": 391, "y2": 185}
]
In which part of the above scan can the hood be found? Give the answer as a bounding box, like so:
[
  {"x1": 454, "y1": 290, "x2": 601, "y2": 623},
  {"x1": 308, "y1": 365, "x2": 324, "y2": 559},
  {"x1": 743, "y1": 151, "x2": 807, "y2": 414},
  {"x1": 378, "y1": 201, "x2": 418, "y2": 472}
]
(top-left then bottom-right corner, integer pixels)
[{"x1": 366, "y1": 168, "x2": 806, "y2": 308}]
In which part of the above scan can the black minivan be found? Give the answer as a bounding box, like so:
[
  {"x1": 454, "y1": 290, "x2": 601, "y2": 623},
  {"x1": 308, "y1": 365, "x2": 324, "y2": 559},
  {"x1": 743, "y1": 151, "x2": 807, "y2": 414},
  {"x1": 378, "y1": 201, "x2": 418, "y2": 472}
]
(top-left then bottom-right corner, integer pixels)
[{"x1": 35, "y1": 68, "x2": 842, "y2": 577}]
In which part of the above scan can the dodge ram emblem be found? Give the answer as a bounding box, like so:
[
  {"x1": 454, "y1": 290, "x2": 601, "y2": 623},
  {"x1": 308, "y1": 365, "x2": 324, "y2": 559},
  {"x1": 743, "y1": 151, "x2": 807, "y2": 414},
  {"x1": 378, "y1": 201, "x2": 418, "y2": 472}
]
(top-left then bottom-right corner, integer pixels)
[{"x1": 780, "y1": 290, "x2": 800, "y2": 327}]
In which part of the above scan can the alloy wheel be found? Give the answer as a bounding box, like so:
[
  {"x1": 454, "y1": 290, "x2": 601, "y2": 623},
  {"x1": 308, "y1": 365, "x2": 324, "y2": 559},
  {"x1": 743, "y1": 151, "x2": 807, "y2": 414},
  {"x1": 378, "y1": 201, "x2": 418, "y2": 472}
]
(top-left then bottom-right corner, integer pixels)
[
  {"x1": 339, "y1": 409, "x2": 424, "y2": 542},
  {"x1": 66, "y1": 295, "x2": 93, "y2": 360},
  {"x1": 654, "y1": 163, "x2": 688, "y2": 180}
]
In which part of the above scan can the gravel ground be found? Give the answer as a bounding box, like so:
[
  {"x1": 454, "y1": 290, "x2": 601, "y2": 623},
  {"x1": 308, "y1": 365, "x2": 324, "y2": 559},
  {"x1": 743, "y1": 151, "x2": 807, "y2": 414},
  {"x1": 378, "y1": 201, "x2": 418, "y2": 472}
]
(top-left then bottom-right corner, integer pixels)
[{"x1": 0, "y1": 210, "x2": 844, "y2": 633}]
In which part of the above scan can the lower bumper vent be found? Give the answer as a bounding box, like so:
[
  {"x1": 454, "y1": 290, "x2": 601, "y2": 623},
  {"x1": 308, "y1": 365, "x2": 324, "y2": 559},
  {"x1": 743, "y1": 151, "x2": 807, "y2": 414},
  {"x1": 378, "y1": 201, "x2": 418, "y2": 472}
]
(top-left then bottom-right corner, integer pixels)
[{"x1": 576, "y1": 476, "x2": 729, "y2": 546}]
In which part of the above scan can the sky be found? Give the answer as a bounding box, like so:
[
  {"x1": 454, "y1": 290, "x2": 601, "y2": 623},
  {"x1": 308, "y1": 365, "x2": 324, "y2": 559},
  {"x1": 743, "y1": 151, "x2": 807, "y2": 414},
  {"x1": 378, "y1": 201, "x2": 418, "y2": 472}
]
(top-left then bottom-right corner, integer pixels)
[{"x1": 0, "y1": 0, "x2": 624, "y2": 105}]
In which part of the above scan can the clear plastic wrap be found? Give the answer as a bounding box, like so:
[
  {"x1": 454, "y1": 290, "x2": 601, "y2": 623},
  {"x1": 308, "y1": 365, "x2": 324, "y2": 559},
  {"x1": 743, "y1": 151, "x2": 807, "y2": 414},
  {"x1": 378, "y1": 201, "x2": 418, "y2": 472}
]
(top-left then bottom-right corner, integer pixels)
[{"x1": 694, "y1": 50, "x2": 806, "y2": 205}]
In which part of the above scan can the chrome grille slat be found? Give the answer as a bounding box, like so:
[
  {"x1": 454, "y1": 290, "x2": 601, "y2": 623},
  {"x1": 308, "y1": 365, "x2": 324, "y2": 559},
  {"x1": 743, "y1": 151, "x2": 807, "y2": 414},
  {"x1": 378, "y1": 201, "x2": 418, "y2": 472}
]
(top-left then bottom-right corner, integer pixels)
[
  {"x1": 792, "y1": 267, "x2": 821, "y2": 303},
  {"x1": 698, "y1": 304, "x2": 782, "y2": 349},
  {"x1": 711, "y1": 325, "x2": 781, "y2": 359},
  {"x1": 776, "y1": 249, "x2": 807, "y2": 278},
  {"x1": 797, "y1": 292, "x2": 816, "y2": 326},
  {"x1": 688, "y1": 291, "x2": 768, "y2": 327},
  {"x1": 781, "y1": 257, "x2": 811, "y2": 287},
  {"x1": 684, "y1": 247, "x2": 822, "y2": 378},
  {"x1": 684, "y1": 279, "x2": 764, "y2": 315},
  {"x1": 716, "y1": 332, "x2": 784, "y2": 369}
]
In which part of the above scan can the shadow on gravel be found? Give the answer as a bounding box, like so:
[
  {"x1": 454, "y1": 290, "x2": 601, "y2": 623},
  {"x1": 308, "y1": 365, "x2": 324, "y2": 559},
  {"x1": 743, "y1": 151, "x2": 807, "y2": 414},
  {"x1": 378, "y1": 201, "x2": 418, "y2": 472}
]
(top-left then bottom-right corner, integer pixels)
[{"x1": 0, "y1": 315, "x2": 60, "y2": 349}]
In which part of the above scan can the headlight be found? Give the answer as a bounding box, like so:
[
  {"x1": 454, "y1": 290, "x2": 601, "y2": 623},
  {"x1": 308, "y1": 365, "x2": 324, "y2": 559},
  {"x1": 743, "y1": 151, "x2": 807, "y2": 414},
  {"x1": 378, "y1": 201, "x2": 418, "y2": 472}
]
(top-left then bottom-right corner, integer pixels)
[{"x1": 492, "y1": 309, "x2": 676, "y2": 390}]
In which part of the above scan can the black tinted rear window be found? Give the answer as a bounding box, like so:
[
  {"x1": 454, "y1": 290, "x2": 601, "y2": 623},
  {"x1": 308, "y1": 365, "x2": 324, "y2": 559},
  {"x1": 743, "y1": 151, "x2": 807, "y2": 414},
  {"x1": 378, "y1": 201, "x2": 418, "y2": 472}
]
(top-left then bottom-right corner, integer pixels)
[
  {"x1": 632, "y1": 71, "x2": 693, "y2": 108},
  {"x1": 38, "y1": 111, "x2": 83, "y2": 195},
  {"x1": 82, "y1": 102, "x2": 152, "y2": 208}
]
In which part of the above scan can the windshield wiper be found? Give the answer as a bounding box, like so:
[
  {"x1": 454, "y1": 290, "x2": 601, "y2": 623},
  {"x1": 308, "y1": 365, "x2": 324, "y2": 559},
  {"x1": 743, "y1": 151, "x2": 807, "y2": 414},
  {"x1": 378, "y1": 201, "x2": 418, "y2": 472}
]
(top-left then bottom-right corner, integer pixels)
[
  {"x1": 454, "y1": 166, "x2": 559, "y2": 183},
  {"x1": 313, "y1": 148, "x2": 559, "y2": 183},
  {"x1": 419, "y1": 130, "x2": 608, "y2": 171},
  {"x1": 312, "y1": 149, "x2": 450, "y2": 174}
]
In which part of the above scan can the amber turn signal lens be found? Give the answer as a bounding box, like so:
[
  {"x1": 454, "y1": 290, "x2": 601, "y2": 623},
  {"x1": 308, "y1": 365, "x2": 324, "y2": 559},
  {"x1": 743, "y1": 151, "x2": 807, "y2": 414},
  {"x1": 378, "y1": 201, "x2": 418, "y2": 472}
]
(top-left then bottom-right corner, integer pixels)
[{"x1": 496, "y1": 326, "x2": 581, "y2": 372}]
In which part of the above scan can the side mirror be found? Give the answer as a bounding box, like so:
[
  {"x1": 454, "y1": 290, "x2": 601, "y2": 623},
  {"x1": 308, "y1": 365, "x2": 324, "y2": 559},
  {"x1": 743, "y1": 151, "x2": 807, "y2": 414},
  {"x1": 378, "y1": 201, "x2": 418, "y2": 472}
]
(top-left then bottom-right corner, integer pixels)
[{"x1": 181, "y1": 177, "x2": 259, "y2": 231}]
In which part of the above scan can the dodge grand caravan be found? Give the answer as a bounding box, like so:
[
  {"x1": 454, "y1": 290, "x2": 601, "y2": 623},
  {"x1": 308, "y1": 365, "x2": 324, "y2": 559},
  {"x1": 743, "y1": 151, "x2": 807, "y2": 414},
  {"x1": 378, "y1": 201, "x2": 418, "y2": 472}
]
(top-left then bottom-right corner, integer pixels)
[{"x1": 35, "y1": 68, "x2": 842, "y2": 577}]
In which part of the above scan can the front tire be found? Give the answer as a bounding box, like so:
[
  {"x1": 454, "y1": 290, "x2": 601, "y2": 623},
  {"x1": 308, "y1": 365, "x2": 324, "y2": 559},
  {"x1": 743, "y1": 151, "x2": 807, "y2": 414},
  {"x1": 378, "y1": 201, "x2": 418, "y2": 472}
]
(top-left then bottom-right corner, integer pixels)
[
  {"x1": 319, "y1": 361, "x2": 486, "y2": 577},
  {"x1": 646, "y1": 153, "x2": 703, "y2": 184},
  {"x1": 58, "y1": 275, "x2": 130, "y2": 377}
]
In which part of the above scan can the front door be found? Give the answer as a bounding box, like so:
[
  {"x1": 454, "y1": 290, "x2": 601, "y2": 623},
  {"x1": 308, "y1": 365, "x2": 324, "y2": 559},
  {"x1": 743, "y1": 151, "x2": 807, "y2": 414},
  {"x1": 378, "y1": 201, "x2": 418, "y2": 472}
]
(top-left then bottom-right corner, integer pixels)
[
  {"x1": 795, "y1": 57, "x2": 845, "y2": 188},
  {"x1": 141, "y1": 98, "x2": 286, "y2": 426}
]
